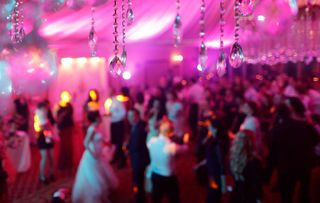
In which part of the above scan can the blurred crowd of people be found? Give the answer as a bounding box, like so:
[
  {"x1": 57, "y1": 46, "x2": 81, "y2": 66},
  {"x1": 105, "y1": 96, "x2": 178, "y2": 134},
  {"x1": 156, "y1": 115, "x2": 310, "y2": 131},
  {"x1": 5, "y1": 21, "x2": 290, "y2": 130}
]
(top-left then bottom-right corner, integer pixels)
[{"x1": 1, "y1": 72, "x2": 320, "y2": 203}]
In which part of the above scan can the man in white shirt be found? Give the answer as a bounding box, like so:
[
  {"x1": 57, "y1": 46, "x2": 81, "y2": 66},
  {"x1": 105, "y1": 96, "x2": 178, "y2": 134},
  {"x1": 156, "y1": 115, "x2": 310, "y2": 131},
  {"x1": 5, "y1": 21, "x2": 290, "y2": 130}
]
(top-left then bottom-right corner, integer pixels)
[
  {"x1": 109, "y1": 93, "x2": 127, "y2": 169},
  {"x1": 147, "y1": 119, "x2": 188, "y2": 203}
]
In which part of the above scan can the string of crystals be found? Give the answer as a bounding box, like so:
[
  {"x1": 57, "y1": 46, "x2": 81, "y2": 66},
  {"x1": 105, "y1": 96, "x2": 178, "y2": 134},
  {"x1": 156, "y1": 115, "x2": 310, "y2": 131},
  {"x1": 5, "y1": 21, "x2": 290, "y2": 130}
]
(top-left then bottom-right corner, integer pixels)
[
  {"x1": 229, "y1": 0, "x2": 244, "y2": 68},
  {"x1": 88, "y1": 7, "x2": 98, "y2": 57},
  {"x1": 10, "y1": 0, "x2": 25, "y2": 44},
  {"x1": 18, "y1": 0, "x2": 25, "y2": 41},
  {"x1": 216, "y1": 0, "x2": 226, "y2": 77},
  {"x1": 173, "y1": 0, "x2": 182, "y2": 47},
  {"x1": 121, "y1": 0, "x2": 127, "y2": 68},
  {"x1": 198, "y1": 0, "x2": 207, "y2": 72},
  {"x1": 127, "y1": 0, "x2": 134, "y2": 26},
  {"x1": 109, "y1": 0, "x2": 123, "y2": 76}
]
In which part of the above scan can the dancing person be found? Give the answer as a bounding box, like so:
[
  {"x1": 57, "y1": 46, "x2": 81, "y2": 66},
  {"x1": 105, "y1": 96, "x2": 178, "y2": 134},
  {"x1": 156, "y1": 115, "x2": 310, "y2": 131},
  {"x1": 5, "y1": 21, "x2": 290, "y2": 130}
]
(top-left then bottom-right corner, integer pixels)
[
  {"x1": 166, "y1": 90, "x2": 184, "y2": 138},
  {"x1": 13, "y1": 95, "x2": 29, "y2": 135},
  {"x1": 35, "y1": 101, "x2": 55, "y2": 184},
  {"x1": 147, "y1": 119, "x2": 188, "y2": 203},
  {"x1": 240, "y1": 101, "x2": 263, "y2": 156},
  {"x1": 147, "y1": 99, "x2": 162, "y2": 142},
  {"x1": 266, "y1": 97, "x2": 319, "y2": 203},
  {"x1": 127, "y1": 109, "x2": 150, "y2": 203},
  {"x1": 230, "y1": 130, "x2": 263, "y2": 203},
  {"x1": 72, "y1": 111, "x2": 118, "y2": 203},
  {"x1": 187, "y1": 78, "x2": 204, "y2": 139},
  {"x1": 83, "y1": 89, "x2": 100, "y2": 134},
  {"x1": 56, "y1": 91, "x2": 74, "y2": 171},
  {"x1": 134, "y1": 92, "x2": 146, "y2": 120},
  {"x1": 205, "y1": 119, "x2": 228, "y2": 203},
  {"x1": 107, "y1": 90, "x2": 127, "y2": 169}
]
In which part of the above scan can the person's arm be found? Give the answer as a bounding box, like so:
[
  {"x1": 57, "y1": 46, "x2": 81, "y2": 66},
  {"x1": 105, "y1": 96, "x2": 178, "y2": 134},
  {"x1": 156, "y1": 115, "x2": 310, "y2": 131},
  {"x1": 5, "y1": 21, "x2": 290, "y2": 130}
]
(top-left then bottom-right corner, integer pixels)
[{"x1": 84, "y1": 127, "x2": 98, "y2": 158}]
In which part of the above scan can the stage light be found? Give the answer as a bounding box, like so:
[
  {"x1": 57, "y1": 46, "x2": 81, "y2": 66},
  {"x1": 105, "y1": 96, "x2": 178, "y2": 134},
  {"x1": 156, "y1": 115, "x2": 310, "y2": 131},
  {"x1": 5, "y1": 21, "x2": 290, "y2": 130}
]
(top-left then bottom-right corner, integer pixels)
[
  {"x1": 257, "y1": 15, "x2": 265, "y2": 22},
  {"x1": 76, "y1": 57, "x2": 88, "y2": 65},
  {"x1": 171, "y1": 54, "x2": 184, "y2": 62},
  {"x1": 61, "y1": 58, "x2": 73, "y2": 68},
  {"x1": 89, "y1": 57, "x2": 102, "y2": 64},
  {"x1": 122, "y1": 71, "x2": 132, "y2": 80},
  {"x1": 206, "y1": 39, "x2": 232, "y2": 48}
]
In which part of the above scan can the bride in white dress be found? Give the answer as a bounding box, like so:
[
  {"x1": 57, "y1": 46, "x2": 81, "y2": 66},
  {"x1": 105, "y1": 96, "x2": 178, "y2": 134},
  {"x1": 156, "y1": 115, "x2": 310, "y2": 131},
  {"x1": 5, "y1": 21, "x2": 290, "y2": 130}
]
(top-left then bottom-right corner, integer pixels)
[{"x1": 72, "y1": 111, "x2": 118, "y2": 203}]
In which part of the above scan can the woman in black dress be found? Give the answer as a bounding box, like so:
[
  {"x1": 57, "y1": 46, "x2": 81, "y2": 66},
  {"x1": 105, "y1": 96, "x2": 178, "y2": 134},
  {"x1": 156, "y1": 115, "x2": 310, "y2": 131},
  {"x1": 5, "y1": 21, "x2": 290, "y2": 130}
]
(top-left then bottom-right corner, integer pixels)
[
  {"x1": 82, "y1": 89, "x2": 100, "y2": 134},
  {"x1": 56, "y1": 91, "x2": 74, "y2": 170},
  {"x1": 35, "y1": 101, "x2": 55, "y2": 183},
  {"x1": 230, "y1": 129, "x2": 263, "y2": 203}
]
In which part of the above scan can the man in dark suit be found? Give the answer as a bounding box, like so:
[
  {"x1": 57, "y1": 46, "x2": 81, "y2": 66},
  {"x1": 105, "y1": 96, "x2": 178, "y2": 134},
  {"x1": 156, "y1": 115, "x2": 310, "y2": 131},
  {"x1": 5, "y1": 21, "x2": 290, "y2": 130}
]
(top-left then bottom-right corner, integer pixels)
[
  {"x1": 266, "y1": 97, "x2": 319, "y2": 203},
  {"x1": 127, "y1": 109, "x2": 150, "y2": 203}
]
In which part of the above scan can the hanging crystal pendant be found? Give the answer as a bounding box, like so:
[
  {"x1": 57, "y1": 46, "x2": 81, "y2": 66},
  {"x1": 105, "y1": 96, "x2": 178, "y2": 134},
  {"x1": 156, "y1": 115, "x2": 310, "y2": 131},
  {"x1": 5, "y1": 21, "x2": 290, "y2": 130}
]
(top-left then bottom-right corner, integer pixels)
[
  {"x1": 198, "y1": 42, "x2": 207, "y2": 71},
  {"x1": 109, "y1": 55, "x2": 124, "y2": 76},
  {"x1": 88, "y1": 28, "x2": 98, "y2": 57},
  {"x1": 173, "y1": 14, "x2": 182, "y2": 46},
  {"x1": 121, "y1": 49, "x2": 127, "y2": 68},
  {"x1": 229, "y1": 42, "x2": 244, "y2": 68},
  {"x1": 19, "y1": 27, "x2": 25, "y2": 42},
  {"x1": 217, "y1": 52, "x2": 227, "y2": 77},
  {"x1": 127, "y1": 8, "x2": 134, "y2": 26}
]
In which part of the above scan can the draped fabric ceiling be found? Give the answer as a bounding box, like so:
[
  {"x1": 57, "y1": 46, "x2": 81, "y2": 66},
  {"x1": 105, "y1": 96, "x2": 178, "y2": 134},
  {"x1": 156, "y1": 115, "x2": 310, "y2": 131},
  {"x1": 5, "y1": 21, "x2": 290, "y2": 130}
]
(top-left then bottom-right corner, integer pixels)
[{"x1": 0, "y1": 0, "x2": 297, "y2": 58}]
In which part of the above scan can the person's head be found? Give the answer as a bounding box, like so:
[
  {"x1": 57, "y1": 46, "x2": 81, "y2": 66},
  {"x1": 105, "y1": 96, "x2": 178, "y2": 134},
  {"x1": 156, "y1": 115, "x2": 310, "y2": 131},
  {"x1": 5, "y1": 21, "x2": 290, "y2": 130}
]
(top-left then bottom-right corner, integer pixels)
[
  {"x1": 208, "y1": 118, "x2": 225, "y2": 139},
  {"x1": 166, "y1": 90, "x2": 177, "y2": 102},
  {"x1": 230, "y1": 130, "x2": 256, "y2": 181},
  {"x1": 37, "y1": 101, "x2": 47, "y2": 110},
  {"x1": 88, "y1": 89, "x2": 99, "y2": 102},
  {"x1": 152, "y1": 99, "x2": 160, "y2": 109},
  {"x1": 242, "y1": 101, "x2": 258, "y2": 116},
  {"x1": 87, "y1": 111, "x2": 101, "y2": 124},
  {"x1": 274, "y1": 103, "x2": 291, "y2": 125},
  {"x1": 128, "y1": 108, "x2": 140, "y2": 125},
  {"x1": 285, "y1": 97, "x2": 306, "y2": 119},
  {"x1": 60, "y1": 90, "x2": 72, "y2": 104},
  {"x1": 159, "y1": 118, "x2": 174, "y2": 138},
  {"x1": 121, "y1": 86, "x2": 130, "y2": 97},
  {"x1": 136, "y1": 92, "x2": 144, "y2": 105}
]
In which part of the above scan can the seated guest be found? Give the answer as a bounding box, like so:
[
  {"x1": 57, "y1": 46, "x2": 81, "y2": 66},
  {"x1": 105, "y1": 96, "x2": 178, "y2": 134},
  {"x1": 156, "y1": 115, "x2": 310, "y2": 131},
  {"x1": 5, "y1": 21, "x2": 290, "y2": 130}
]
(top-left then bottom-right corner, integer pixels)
[
  {"x1": 127, "y1": 109, "x2": 150, "y2": 203},
  {"x1": 147, "y1": 119, "x2": 188, "y2": 203},
  {"x1": 230, "y1": 130, "x2": 263, "y2": 203}
]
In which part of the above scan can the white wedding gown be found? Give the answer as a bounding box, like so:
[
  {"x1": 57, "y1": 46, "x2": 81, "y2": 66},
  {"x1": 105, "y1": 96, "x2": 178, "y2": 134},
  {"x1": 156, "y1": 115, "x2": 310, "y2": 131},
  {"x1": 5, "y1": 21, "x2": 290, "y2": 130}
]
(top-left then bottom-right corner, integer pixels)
[{"x1": 72, "y1": 126, "x2": 118, "y2": 203}]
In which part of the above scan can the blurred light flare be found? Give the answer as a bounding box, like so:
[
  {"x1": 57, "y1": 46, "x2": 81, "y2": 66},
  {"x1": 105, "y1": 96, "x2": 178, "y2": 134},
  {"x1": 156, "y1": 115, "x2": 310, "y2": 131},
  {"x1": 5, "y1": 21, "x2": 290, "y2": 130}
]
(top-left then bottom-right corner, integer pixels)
[
  {"x1": 122, "y1": 71, "x2": 132, "y2": 80},
  {"x1": 171, "y1": 54, "x2": 184, "y2": 62}
]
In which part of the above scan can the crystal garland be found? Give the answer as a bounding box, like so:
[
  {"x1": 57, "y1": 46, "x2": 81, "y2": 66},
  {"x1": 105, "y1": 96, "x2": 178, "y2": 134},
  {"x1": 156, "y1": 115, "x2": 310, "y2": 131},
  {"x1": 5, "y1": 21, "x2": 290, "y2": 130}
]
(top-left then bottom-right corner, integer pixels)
[
  {"x1": 88, "y1": 7, "x2": 98, "y2": 57},
  {"x1": 243, "y1": 4, "x2": 320, "y2": 65},
  {"x1": 229, "y1": 0, "x2": 244, "y2": 68},
  {"x1": 109, "y1": 0, "x2": 123, "y2": 76},
  {"x1": 121, "y1": 0, "x2": 127, "y2": 68},
  {"x1": 216, "y1": 0, "x2": 226, "y2": 77},
  {"x1": 198, "y1": 0, "x2": 207, "y2": 72},
  {"x1": 173, "y1": 0, "x2": 182, "y2": 47},
  {"x1": 10, "y1": 0, "x2": 25, "y2": 44},
  {"x1": 127, "y1": 0, "x2": 134, "y2": 26}
]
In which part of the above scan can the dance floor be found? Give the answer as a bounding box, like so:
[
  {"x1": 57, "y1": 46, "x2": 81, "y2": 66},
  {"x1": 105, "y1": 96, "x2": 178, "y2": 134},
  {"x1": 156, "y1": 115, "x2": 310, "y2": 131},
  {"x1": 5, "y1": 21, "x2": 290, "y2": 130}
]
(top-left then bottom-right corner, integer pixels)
[{"x1": 6, "y1": 123, "x2": 320, "y2": 203}]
